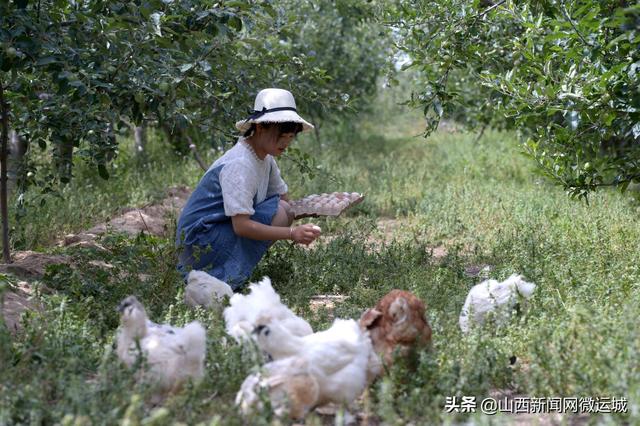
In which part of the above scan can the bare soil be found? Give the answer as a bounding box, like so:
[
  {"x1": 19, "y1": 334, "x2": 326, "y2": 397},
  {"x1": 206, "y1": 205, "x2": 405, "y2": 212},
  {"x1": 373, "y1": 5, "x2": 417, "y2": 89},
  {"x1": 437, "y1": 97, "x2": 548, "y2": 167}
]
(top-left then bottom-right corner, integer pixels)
[{"x1": 2, "y1": 280, "x2": 44, "y2": 334}]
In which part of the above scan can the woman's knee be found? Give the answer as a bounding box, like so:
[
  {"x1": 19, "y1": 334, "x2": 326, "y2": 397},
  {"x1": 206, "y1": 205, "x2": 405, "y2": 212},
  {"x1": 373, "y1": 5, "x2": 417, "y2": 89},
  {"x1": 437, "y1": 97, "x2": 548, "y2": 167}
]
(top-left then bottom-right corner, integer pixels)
[{"x1": 272, "y1": 200, "x2": 294, "y2": 227}]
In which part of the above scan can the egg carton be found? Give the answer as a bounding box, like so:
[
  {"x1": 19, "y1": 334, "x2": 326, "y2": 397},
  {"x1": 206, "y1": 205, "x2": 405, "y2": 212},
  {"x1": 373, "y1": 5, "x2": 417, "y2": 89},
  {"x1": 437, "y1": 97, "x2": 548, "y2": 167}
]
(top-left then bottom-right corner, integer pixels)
[{"x1": 289, "y1": 192, "x2": 364, "y2": 219}]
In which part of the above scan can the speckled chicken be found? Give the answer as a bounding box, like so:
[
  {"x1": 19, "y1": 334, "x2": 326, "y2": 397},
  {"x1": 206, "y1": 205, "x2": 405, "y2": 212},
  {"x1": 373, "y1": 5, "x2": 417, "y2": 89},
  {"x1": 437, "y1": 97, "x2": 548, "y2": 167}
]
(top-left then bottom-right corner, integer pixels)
[
  {"x1": 235, "y1": 355, "x2": 320, "y2": 420},
  {"x1": 359, "y1": 289, "x2": 432, "y2": 369},
  {"x1": 116, "y1": 296, "x2": 206, "y2": 397}
]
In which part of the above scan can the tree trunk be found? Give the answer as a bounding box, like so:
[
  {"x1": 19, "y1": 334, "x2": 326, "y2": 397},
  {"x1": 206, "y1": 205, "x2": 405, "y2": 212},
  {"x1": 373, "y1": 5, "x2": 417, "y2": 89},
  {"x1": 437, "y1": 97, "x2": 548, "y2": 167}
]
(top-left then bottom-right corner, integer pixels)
[
  {"x1": 0, "y1": 80, "x2": 11, "y2": 263},
  {"x1": 53, "y1": 137, "x2": 74, "y2": 183},
  {"x1": 473, "y1": 124, "x2": 487, "y2": 144},
  {"x1": 8, "y1": 130, "x2": 27, "y2": 195},
  {"x1": 312, "y1": 116, "x2": 322, "y2": 152},
  {"x1": 162, "y1": 122, "x2": 189, "y2": 154},
  {"x1": 104, "y1": 121, "x2": 117, "y2": 163},
  {"x1": 313, "y1": 124, "x2": 321, "y2": 145},
  {"x1": 134, "y1": 124, "x2": 147, "y2": 158},
  {"x1": 187, "y1": 136, "x2": 208, "y2": 172}
]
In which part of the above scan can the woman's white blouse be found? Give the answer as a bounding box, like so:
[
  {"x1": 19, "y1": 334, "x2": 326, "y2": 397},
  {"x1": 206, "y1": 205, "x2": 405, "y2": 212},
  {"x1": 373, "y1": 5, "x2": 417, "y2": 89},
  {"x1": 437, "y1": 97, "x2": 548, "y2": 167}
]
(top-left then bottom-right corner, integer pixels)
[{"x1": 217, "y1": 137, "x2": 288, "y2": 216}]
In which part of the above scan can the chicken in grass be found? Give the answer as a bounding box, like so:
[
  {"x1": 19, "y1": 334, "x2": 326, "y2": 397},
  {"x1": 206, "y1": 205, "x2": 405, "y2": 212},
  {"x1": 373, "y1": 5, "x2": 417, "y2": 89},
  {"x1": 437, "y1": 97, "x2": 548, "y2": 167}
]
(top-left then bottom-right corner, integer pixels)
[
  {"x1": 236, "y1": 355, "x2": 320, "y2": 420},
  {"x1": 253, "y1": 316, "x2": 381, "y2": 411},
  {"x1": 116, "y1": 296, "x2": 206, "y2": 397},
  {"x1": 459, "y1": 274, "x2": 536, "y2": 333},
  {"x1": 359, "y1": 289, "x2": 432, "y2": 370},
  {"x1": 184, "y1": 270, "x2": 233, "y2": 309},
  {"x1": 223, "y1": 277, "x2": 312, "y2": 342}
]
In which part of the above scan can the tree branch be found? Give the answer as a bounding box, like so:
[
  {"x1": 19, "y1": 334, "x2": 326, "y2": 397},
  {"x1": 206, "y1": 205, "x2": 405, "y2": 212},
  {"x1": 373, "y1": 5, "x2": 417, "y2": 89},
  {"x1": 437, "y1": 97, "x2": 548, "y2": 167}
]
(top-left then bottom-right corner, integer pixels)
[
  {"x1": 476, "y1": 0, "x2": 507, "y2": 20},
  {"x1": 560, "y1": 2, "x2": 591, "y2": 47},
  {"x1": 589, "y1": 174, "x2": 640, "y2": 188}
]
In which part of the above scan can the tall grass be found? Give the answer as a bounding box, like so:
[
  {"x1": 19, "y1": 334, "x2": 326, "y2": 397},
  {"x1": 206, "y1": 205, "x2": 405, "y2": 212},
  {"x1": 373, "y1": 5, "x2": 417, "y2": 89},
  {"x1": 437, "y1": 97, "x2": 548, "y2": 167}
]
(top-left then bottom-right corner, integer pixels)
[{"x1": 1, "y1": 89, "x2": 638, "y2": 424}]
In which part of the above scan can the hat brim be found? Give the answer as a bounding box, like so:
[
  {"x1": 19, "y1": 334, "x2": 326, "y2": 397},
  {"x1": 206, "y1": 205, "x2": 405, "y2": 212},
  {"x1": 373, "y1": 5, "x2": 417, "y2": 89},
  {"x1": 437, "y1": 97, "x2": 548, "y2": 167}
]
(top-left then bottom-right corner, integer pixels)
[{"x1": 235, "y1": 110, "x2": 314, "y2": 133}]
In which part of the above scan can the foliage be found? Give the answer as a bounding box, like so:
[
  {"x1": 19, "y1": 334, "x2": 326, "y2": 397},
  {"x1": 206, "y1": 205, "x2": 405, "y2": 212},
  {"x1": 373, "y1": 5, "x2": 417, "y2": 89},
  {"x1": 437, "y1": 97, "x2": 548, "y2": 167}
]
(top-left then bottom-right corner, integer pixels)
[{"x1": 386, "y1": 0, "x2": 640, "y2": 199}]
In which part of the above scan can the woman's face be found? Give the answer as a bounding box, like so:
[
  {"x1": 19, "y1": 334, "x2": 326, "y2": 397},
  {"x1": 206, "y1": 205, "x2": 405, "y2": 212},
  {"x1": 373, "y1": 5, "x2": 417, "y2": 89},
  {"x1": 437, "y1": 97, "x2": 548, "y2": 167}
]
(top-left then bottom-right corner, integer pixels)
[{"x1": 254, "y1": 124, "x2": 296, "y2": 157}]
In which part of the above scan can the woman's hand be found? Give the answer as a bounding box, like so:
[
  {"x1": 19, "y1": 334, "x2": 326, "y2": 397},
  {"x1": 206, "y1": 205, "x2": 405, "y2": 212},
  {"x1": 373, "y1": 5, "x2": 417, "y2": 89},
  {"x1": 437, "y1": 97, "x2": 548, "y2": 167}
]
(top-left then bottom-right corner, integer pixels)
[{"x1": 291, "y1": 224, "x2": 321, "y2": 245}]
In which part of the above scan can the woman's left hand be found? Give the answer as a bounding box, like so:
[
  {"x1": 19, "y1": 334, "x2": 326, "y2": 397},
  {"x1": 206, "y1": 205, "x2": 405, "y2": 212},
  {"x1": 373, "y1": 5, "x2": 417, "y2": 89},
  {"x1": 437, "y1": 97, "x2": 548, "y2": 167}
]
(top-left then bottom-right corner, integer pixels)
[{"x1": 291, "y1": 224, "x2": 321, "y2": 245}]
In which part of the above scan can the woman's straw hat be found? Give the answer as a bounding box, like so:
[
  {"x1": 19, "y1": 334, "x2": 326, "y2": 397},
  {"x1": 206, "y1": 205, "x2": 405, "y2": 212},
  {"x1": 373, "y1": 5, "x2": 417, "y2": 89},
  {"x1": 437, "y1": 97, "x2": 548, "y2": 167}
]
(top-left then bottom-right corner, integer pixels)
[{"x1": 235, "y1": 88, "x2": 314, "y2": 133}]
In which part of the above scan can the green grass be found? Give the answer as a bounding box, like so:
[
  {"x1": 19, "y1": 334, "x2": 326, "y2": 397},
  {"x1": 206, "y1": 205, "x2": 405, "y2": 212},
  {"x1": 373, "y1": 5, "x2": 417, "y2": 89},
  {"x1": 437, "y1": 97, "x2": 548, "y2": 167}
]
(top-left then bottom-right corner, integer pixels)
[{"x1": 1, "y1": 96, "x2": 639, "y2": 425}]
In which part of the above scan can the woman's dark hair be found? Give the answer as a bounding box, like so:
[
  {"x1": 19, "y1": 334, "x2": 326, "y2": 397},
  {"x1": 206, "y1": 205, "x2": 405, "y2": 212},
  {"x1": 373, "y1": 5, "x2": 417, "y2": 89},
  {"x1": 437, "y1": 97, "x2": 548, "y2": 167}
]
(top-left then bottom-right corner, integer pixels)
[{"x1": 243, "y1": 122, "x2": 303, "y2": 138}]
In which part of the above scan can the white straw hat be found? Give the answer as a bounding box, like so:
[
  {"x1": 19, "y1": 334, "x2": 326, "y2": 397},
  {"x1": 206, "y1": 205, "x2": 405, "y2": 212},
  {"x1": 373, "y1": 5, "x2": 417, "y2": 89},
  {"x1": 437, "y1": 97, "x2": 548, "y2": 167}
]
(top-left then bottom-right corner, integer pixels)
[{"x1": 235, "y1": 88, "x2": 314, "y2": 133}]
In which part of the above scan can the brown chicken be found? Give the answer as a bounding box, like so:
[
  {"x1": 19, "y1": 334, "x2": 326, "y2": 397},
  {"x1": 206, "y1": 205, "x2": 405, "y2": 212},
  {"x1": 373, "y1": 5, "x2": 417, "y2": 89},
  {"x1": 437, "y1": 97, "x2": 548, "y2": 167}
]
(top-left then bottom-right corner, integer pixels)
[{"x1": 359, "y1": 289, "x2": 432, "y2": 370}]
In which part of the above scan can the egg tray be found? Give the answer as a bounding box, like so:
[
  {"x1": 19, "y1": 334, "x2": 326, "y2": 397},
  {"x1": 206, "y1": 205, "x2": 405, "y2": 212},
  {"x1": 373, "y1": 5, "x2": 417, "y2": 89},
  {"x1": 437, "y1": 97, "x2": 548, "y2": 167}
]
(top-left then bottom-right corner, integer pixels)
[{"x1": 289, "y1": 192, "x2": 365, "y2": 219}]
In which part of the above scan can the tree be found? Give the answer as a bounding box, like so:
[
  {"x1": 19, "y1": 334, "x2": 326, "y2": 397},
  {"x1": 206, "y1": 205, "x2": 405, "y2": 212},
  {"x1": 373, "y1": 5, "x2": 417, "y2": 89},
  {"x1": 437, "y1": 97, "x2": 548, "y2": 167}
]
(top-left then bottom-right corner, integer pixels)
[
  {"x1": 386, "y1": 0, "x2": 640, "y2": 199},
  {"x1": 279, "y1": 0, "x2": 393, "y2": 140}
]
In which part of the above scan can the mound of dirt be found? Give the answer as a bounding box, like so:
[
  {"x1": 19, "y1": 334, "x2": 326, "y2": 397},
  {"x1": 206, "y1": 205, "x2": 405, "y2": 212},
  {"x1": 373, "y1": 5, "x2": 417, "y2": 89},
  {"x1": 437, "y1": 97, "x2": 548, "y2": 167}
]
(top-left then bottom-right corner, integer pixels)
[
  {"x1": 0, "y1": 251, "x2": 70, "y2": 279},
  {"x1": 60, "y1": 185, "x2": 191, "y2": 248},
  {"x1": 2, "y1": 281, "x2": 44, "y2": 334},
  {"x1": 0, "y1": 252, "x2": 67, "y2": 333}
]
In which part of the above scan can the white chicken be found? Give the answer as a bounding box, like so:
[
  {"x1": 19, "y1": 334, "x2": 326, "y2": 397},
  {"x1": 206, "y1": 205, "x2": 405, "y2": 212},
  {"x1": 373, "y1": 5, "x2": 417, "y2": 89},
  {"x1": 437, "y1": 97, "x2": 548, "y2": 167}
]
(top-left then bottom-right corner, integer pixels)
[
  {"x1": 184, "y1": 270, "x2": 233, "y2": 309},
  {"x1": 459, "y1": 274, "x2": 537, "y2": 333},
  {"x1": 235, "y1": 355, "x2": 320, "y2": 420},
  {"x1": 223, "y1": 277, "x2": 312, "y2": 341},
  {"x1": 116, "y1": 296, "x2": 206, "y2": 396},
  {"x1": 253, "y1": 316, "x2": 379, "y2": 410}
]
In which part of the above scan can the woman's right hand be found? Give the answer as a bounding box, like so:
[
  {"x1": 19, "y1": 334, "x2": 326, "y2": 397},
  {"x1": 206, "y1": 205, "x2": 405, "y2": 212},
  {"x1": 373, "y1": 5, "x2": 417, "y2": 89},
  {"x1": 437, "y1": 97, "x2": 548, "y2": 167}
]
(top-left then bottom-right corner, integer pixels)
[{"x1": 290, "y1": 224, "x2": 321, "y2": 245}]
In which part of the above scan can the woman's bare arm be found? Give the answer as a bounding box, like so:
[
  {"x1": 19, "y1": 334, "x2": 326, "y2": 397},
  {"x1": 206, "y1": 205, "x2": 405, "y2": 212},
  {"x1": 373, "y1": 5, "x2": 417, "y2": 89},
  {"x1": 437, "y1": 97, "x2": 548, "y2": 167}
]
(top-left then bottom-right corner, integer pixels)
[{"x1": 231, "y1": 214, "x2": 320, "y2": 244}]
